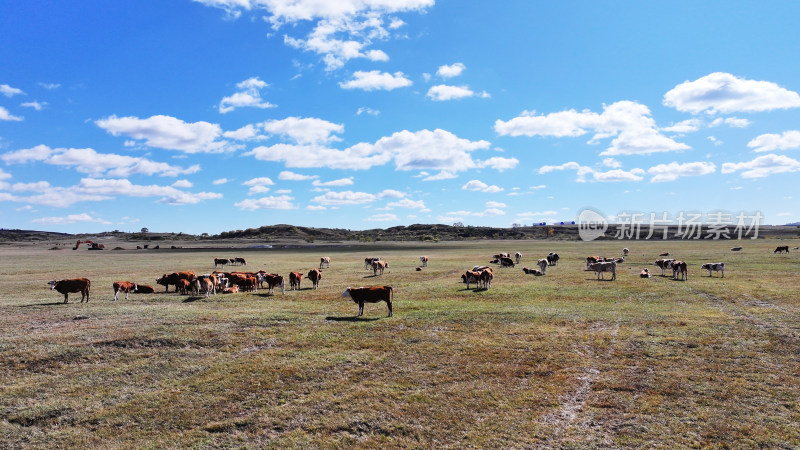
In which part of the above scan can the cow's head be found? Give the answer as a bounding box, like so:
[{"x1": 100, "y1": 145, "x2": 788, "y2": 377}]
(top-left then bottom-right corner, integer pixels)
[
  {"x1": 341, "y1": 287, "x2": 351, "y2": 298},
  {"x1": 48, "y1": 280, "x2": 57, "y2": 289}
]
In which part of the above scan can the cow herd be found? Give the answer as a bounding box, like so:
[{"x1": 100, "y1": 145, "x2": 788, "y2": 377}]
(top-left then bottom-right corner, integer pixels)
[{"x1": 45, "y1": 245, "x2": 794, "y2": 315}]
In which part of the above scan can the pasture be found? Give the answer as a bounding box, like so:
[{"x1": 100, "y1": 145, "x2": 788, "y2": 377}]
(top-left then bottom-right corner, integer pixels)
[{"x1": 1, "y1": 239, "x2": 799, "y2": 448}]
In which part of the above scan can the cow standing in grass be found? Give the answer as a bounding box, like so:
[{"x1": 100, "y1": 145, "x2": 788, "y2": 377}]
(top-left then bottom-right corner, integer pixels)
[
  {"x1": 113, "y1": 281, "x2": 137, "y2": 301},
  {"x1": 49, "y1": 278, "x2": 91, "y2": 303},
  {"x1": 342, "y1": 286, "x2": 393, "y2": 317}
]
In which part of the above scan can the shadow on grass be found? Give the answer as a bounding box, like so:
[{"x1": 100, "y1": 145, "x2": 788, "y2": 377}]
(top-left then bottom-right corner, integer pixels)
[
  {"x1": 182, "y1": 296, "x2": 205, "y2": 303},
  {"x1": 18, "y1": 301, "x2": 70, "y2": 307},
  {"x1": 325, "y1": 316, "x2": 380, "y2": 322}
]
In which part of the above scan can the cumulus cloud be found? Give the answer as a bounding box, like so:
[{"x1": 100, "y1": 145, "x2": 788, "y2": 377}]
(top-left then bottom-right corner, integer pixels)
[
  {"x1": 0, "y1": 106, "x2": 22, "y2": 121},
  {"x1": 33, "y1": 213, "x2": 111, "y2": 225},
  {"x1": 96, "y1": 115, "x2": 237, "y2": 154},
  {"x1": 213, "y1": 178, "x2": 229, "y2": 185},
  {"x1": 312, "y1": 176, "x2": 354, "y2": 187},
  {"x1": 426, "y1": 84, "x2": 489, "y2": 101},
  {"x1": 279, "y1": 170, "x2": 319, "y2": 181},
  {"x1": 722, "y1": 154, "x2": 800, "y2": 178},
  {"x1": 219, "y1": 77, "x2": 276, "y2": 113},
  {"x1": 436, "y1": 63, "x2": 465, "y2": 78},
  {"x1": 0, "y1": 84, "x2": 24, "y2": 97},
  {"x1": 386, "y1": 198, "x2": 426, "y2": 209},
  {"x1": 747, "y1": 130, "x2": 800, "y2": 152},
  {"x1": 495, "y1": 101, "x2": 689, "y2": 156},
  {"x1": 647, "y1": 161, "x2": 717, "y2": 182},
  {"x1": 172, "y1": 179, "x2": 193, "y2": 188},
  {"x1": 1, "y1": 145, "x2": 200, "y2": 177},
  {"x1": 311, "y1": 190, "x2": 377, "y2": 205},
  {"x1": 243, "y1": 177, "x2": 274, "y2": 194},
  {"x1": 663, "y1": 72, "x2": 800, "y2": 114},
  {"x1": 462, "y1": 179, "x2": 503, "y2": 192},
  {"x1": 366, "y1": 213, "x2": 398, "y2": 221},
  {"x1": 357, "y1": 107, "x2": 380, "y2": 116},
  {"x1": 539, "y1": 161, "x2": 645, "y2": 182},
  {"x1": 340, "y1": 71, "x2": 412, "y2": 91},
  {"x1": 261, "y1": 116, "x2": 344, "y2": 145},
  {"x1": 481, "y1": 156, "x2": 518, "y2": 171},
  {"x1": 21, "y1": 101, "x2": 46, "y2": 111},
  {"x1": 234, "y1": 195, "x2": 295, "y2": 210}
]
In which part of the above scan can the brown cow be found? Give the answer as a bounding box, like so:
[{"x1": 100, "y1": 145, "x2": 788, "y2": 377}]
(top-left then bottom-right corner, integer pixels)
[
  {"x1": 113, "y1": 281, "x2": 138, "y2": 301},
  {"x1": 176, "y1": 279, "x2": 191, "y2": 295},
  {"x1": 260, "y1": 273, "x2": 285, "y2": 294},
  {"x1": 364, "y1": 257, "x2": 380, "y2": 270},
  {"x1": 342, "y1": 286, "x2": 393, "y2": 317},
  {"x1": 289, "y1": 271, "x2": 303, "y2": 290},
  {"x1": 49, "y1": 278, "x2": 91, "y2": 303},
  {"x1": 134, "y1": 284, "x2": 155, "y2": 294},
  {"x1": 156, "y1": 271, "x2": 195, "y2": 292},
  {"x1": 372, "y1": 260, "x2": 388, "y2": 275},
  {"x1": 307, "y1": 268, "x2": 322, "y2": 289}
]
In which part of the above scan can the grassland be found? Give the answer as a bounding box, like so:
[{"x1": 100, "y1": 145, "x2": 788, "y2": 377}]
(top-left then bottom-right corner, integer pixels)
[{"x1": 0, "y1": 239, "x2": 798, "y2": 448}]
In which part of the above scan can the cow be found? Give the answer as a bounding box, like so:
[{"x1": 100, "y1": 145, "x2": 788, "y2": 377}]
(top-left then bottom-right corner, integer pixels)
[
  {"x1": 194, "y1": 275, "x2": 217, "y2": 298},
  {"x1": 237, "y1": 276, "x2": 258, "y2": 292},
  {"x1": 499, "y1": 257, "x2": 515, "y2": 268},
  {"x1": 308, "y1": 268, "x2": 322, "y2": 289},
  {"x1": 472, "y1": 265, "x2": 490, "y2": 272},
  {"x1": 419, "y1": 256, "x2": 429, "y2": 267},
  {"x1": 672, "y1": 261, "x2": 688, "y2": 281},
  {"x1": 623, "y1": 248, "x2": 629, "y2": 257},
  {"x1": 372, "y1": 260, "x2": 388, "y2": 276},
  {"x1": 261, "y1": 273, "x2": 285, "y2": 295},
  {"x1": 586, "y1": 256, "x2": 607, "y2": 270},
  {"x1": 462, "y1": 270, "x2": 482, "y2": 289},
  {"x1": 515, "y1": 252, "x2": 523, "y2": 264},
  {"x1": 640, "y1": 268, "x2": 650, "y2": 278},
  {"x1": 214, "y1": 258, "x2": 229, "y2": 268},
  {"x1": 659, "y1": 252, "x2": 670, "y2": 257},
  {"x1": 654, "y1": 259, "x2": 675, "y2": 276},
  {"x1": 49, "y1": 278, "x2": 91, "y2": 303},
  {"x1": 289, "y1": 271, "x2": 303, "y2": 290},
  {"x1": 701, "y1": 262, "x2": 725, "y2": 278},
  {"x1": 222, "y1": 286, "x2": 239, "y2": 294},
  {"x1": 774, "y1": 246, "x2": 790, "y2": 254},
  {"x1": 235, "y1": 257, "x2": 247, "y2": 266},
  {"x1": 156, "y1": 271, "x2": 195, "y2": 293},
  {"x1": 134, "y1": 284, "x2": 155, "y2": 294},
  {"x1": 479, "y1": 269, "x2": 493, "y2": 289},
  {"x1": 537, "y1": 258, "x2": 548, "y2": 274},
  {"x1": 342, "y1": 286, "x2": 393, "y2": 317},
  {"x1": 589, "y1": 261, "x2": 617, "y2": 281},
  {"x1": 364, "y1": 257, "x2": 381, "y2": 270},
  {"x1": 493, "y1": 253, "x2": 510, "y2": 260},
  {"x1": 547, "y1": 252, "x2": 560, "y2": 266},
  {"x1": 319, "y1": 256, "x2": 331, "y2": 269},
  {"x1": 613, "y1": 256, "x2": 625, "y2": 264},
  {"x1": 730, "y1": 247, "x2": 743, "y2": 252},
  {"x1": 522, "y1": 267, "x2": 543, "y2": 276},
  {"x1": 176, "y1": 279, "x2": 191, "y2": 295},
  {"x1": 112, "y1": 281, "x2": 138, "y2": 301}
]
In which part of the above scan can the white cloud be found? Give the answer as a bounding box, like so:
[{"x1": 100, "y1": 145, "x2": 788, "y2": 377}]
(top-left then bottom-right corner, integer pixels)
[
  {"x1": 436, "y1": 63, "x2": 465, "y2": 79},
  {"x1": 234, "y1": 195, "x2": 295, "y2": 211},
  {"x1": 307, "y1": 205, "x2": 327, "y2": 211},
  {"x1": 495, "y1": 101, "x2": 689, "y2": 156},
  {"x1": 722, "y1": 154, "x2": 800, "y2": 178},
  {"x1": 661, "y1": 118, "x2": 702, "y2": 133},
  {"x1": 776, "y1": 212, "x2": 793, "y2": 217},
  {"x1": 486, "y1": 201, "x2": 506, "y2": 208},
  {"x1": 366, "y1": 213, "x2": 398, "y2": 221},
  {"x1": 539, "y1": 161, "x2": 645, "y2": 182},
  {"x1": 213, "y1": 178, "x2": 229, "y2": 185},
  {"x1": 313, "y1": 176, "x2": 354, "y2": 187},
  {"x1": 262, "y1": 117, "x2": 344, "y2": 145},
  {"x1": 422, "y1": 170, "x2": 457, "y2": 181},
  {"x1": 247, "y1": 185, "x2": 271, "y2": 194},
  {"x1": 386, "y1": 198, "x2": 426, "y2": 209},
  {"x1": 710, "y1": 117, "x2": 751, "y2": 128},
  {"x1": 378, "y1": 189, "x2": 406, "y2": 199},
  {"x1": 602, "y1": 157, "x2": 622, "y2": 168},
  {"x1": 747, "y1": 130, "x2": 800, "y2": 152},
  {"x1": 0, "y1": 84, "x2": 24, "y2": 97},
  {"x1": 279, "y1": 170, "x2": 319, "y2": 181},
  {"x1": 517, "y1": 210, "x2": 558, "y2": 218},
  {"x1": 172, "y1": 179, "x2": 193, "y2": 188},
  {"x1": 33, "y1": 213, "x2": 111, "y2": 225},
  {"x1": 647, "y1": 161, "x2": 717, "y2": 182},
  {"x1": 357, "y1": 107, "x2": 380, "y2": 116},
  {"x1": 481, "y1": 156, "x2": 518, "y2": 171},
  {"x1": 426, "y1": 84, "x2": 488, "y2": 101},
  {"x1": 1, "y1": 145, "x2": 200, "y2": 177},
  {"x1": 243, "y1": 177, "x2": 274, "y2": 186},
  {"x1": 312, "y1": 190, "x2": 377, "y2": 205},
  {"x1": 21, "y1": 101, "x2": 46, "y2": 111},
  {"x1": 223, "y1": 124, "x2": 261, "y2": 141},
  {"x1": 0, "y1": 106, "x2": 22, "y2": 121},
  {"x1": 219, "y1": 77, "x2": 276, "y2": 113},
  {"x1": 462, "y1": 179, "x2": 503, "y2": 192},
  {"x1": 340, "y1": 70, "x2": 412, "y2": 91},
  {"x1": 663, "y1": 72, "x2": 800, "y2": 114},
  {"x1": 96, "y1": 115, "x2": 237, "y2": 154},
  {"x1": 38, "y1": 82, "x2": 60, "y2": 90}
]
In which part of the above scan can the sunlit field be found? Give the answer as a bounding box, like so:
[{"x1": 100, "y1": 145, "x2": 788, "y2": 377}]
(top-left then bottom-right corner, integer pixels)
[{"x1": 1, "y1": 239, "x2": 798, "y2": 448}]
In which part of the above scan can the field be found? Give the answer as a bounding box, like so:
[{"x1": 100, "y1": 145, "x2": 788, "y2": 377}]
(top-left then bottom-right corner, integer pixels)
[{"x1": 1, "y1": 239, "x2": 799, "y2": 448}]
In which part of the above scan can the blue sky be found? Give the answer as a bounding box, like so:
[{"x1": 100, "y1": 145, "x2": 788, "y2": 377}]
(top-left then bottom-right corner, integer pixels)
[{"x1": 2, "y1": 1, "x2": 800, "y2": 234}]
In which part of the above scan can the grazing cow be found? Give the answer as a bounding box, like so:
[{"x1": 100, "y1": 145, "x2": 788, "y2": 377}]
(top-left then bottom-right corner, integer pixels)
[
  {"x1": 214, "y1": 258, "x2": 228, "y2": 268},
  {"x1": 547, "y1": 252, "x2": 560, "y2": 266},
  {"x1": 112, "y1": 281, "x2": 138, "y2": 301},
  {"x1": 623, "y1": 248, "x2": 629, "y2": 257},
  {"x1": 640, "y1": 268, "x2": 650, "y2": 278},
  {"x1": 479, "y1": 269, "x2": 493, "y2": 289},
  {"x1": 659, "y1": 252, "x2": 670, "y2": 257},
  {"x1": 156, "y1": 271, "x2": 195, "y2": 293},
  {"x1": 522, "y1": 267, "x2": 543, "y2": 276},
  {"x1": 701, "y1": 262, "x2": 725, "y2": 278},
  {"x1": 472, "y1": 265, "x2": 490, "y2": 272},
  {"x1": 49, "y1": 278, "x2": 91, "y2": 303},
  {"x1": 261, "y1": 273, "x2": 285, "y2": 295},
  {"x1": 319, "y1": 256, "x2": 331, "y2": 269},
  {"x1": 774, "y1": 246, "x2": 790, "y2": 254},
  {"x1": 499, "y1": 257, "x2": 515, "y2": 268},
  {"x1": 586, "y1": 256, "x2": 607, "y2": 270},
  {"x1": 730, "y1": 247, "x2": 743, "y2": 252},
  {"x1": 372, "y1": 260, "x2": 388, "y2": 276},
  {"x1": 672, "y1": 261, "x2": 688, "y2": 281},
  {"x1": 176, "y1": 279, "x2": 191, "y2": 295},
  {"x1": 342, "y1": 286, "x2": 393, "y2": 317},
  {"x1": 364, "y1": 257, "x2": 381, "y2": 270},
  {"x1": 235, "y1": 257, "x2": 247, "y2": 266},
  {"x1": 134, "y1": 284, "x2": 155, "y2": 294},
  {"x1": 654, "y1": 259, "x2": 675, "y2": 276},
  {"x1": 195, "y1": 275, "x2": 217, "y2": 298},
  {"x1": 419, "y1": 256, "x2": 429, "y2": 267},
  {"x1": 289, "y1": 271, "x2": 303, "y2": 290},
  {"x1": 589, "y1": 261, "x2": 617, "y2": 281},
  {"x1": 493, "y1": 253, "x2": 510, "y2": 260},
  {"x1": 515, "y1": 252, "x2": 523, "y2": 264},
  {"x1": 308, "y1": 268, "x2": 322, "y2": 289},
  {"x1": 537, "y1": 258, "x2": 548, "y2": 274},
  {"x1": 237, "y1": 276, "x2": 258, "y2": 292},
  {"x1": 462, "y1": 270, "x2": 483, "y2": 289}
]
